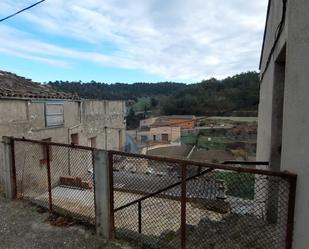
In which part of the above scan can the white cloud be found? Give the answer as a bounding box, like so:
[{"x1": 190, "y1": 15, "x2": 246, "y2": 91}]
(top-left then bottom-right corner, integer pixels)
[{"x1": 0, "y1": 0, "x2": 268, "y2": 81}]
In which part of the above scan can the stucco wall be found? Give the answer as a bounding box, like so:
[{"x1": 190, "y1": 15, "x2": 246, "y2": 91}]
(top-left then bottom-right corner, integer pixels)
[
  {"x1": 0, "y1": 98, "x2": 126, "y2": 190},
  {"x1": 137, "y1": 126, "x2": 181, "y2": 143},
  {"x1": 279, "y1": 1, "x2": 309, "y2": 248},
  {"x1": 257, "y1": 0, "x2": 288, "y2": 163},
  {"x1": 258, "y1": 0, "x2": 309, "y2": 248}
]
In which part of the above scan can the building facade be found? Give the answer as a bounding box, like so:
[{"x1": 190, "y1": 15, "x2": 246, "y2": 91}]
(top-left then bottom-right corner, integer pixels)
[
  {"x1": 0, "y1": 71, "x2": 126, "y2": 190},
  {"x1": 137, "y1": 126, "x2": 181, "y2": 144},
  {"x1": 257, "y1": 1, "x2": 309, "y2": 248}
]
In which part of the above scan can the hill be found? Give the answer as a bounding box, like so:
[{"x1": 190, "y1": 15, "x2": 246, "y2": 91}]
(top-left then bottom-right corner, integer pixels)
[
  {"x1": 48, "y1": 71, "x2": 260, "y2": 119},
  {"x1": 48, "y1": 81, "x2": 186, "y2": 101}
]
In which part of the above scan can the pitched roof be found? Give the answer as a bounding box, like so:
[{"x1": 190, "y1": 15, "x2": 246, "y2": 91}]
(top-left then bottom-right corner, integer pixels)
[
  {"x1": 150, "y1": 115, "x2": 196, "y2": 127},
  {"x1": 0, "y1": 71, "x2": 79, "y2": 100},
  {"x1": 162, "y1": 115, "x2": 196, "y2": 120}
]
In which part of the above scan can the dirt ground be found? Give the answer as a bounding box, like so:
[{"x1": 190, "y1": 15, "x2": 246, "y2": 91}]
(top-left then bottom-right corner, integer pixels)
[
  {"x1": 114, "y1": 191, "x2": 223, "y2": 236},
  {"x1": 0, "y1": 195, "x2": 139, "y2": 249}
]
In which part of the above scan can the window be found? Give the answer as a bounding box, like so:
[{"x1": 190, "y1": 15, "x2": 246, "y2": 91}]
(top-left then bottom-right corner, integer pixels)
[
  {"x1": 45, "y1": 102, "x2": 64, "y2": 127},
  {"x1": 88, "y1": 137, "x2": 97, "y2": 148},
  {"x1": 141, "y1": 135, "x2": 148, "y2": 143},
  {"x1": 162, "y1": 133, "x2": 169, "y2": 141},
  {"x1": 71, "y1": 133, "x2": 79, "y2": 145},
  {"x1": 153, "y1": 135, "x2": 156, "y2": 141},
  {"x1": 41, "y1": 138, "x2": 52, "y2": 164}
]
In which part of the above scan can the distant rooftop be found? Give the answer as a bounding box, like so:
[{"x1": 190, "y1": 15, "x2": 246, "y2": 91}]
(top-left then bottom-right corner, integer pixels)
[
  {"x1": 160, "y1": 115, "x2": 197, "y2": 120},
  {"x1": 149, "y1": 115, "x2": 197, "y2": 128},
  {"x1": 0, "y1": 71, "x2": 79, "y2": 100}
]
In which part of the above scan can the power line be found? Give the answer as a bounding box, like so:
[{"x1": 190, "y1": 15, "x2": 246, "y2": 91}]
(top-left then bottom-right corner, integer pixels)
[{"x1": 0, "y1": 0, "x2": 46, "y2": 23}]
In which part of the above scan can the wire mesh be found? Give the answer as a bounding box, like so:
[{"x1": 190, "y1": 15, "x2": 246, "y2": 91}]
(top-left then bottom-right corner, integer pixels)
[
  {"x1": 185, "y1": 167, "x2": 290, "y2": 249},
  {"x1": 15, "y1": 140, "x2": 49, "y2": 207},
  {"x1": 49, "y1": 144, "x2": 95, "y2": 223},
  {"x1": 110, "y1": 152, "x2": 295, "y2": 249},
  {"x1": 11, "y1": 140, "x2": 296, "y2": 249},
  {"x1": 13, "y1": 139, "x2": 95, "y2": 224},
  {"x1": 112, "y1": 153, "x2": 182, "y2": 248}
]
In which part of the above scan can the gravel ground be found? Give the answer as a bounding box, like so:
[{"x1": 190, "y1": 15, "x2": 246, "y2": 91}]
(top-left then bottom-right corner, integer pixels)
[{"x1": 0, "y1": 196, "x2": 139, "y2": 249}]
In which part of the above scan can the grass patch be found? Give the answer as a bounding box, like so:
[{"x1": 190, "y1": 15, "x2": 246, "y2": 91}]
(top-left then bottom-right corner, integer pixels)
[
  {"x1": 181, "y1": 135, "x2": 198, "y2": 145},
  {"x1": 198, "y1": 128, "x2": 228, "y2": 137},
  {"x1": 214, "y1": 171, "x2": 255, "y2": 199},
  {"x1": 131, "y1": 97, "x2": 150, "y2": 112},
  {"x1": 197, "y1": 136, "x2": 228, "y2": 150},
  {"x1": 206, "y1": 116, "x2": 258, "y2": 122}
]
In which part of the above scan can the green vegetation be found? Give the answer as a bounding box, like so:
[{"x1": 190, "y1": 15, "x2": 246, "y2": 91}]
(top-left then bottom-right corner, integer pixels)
[
  {"x1": 48, "y1": 81, "x2": 186, "y2": 101},
  {"x1": 197, "y1": 136, "x2": 228, "y2": 150},
  {"x1": 206, "y1": 116, "x2": 258, "y2": 122},
  {"x1": 198, "y1": 129, "x2": 228, "y2": 137},
  {"x1": 215, "y1": 171, "x2": 255, "y2": 199},
  {"x1": 160, "y1": 72, "x2": 259, "y2": 116},
  {"x1": 131, "y1": 97, "x2": 151, "y2": 112},
  {"x1": 48, "y1": 71, "x2": 260, "y2": 118},
  {"x1": 181, "y1": 128, "x2": 232, "y2": 150},
  {"x1": 181, "y1": 135, "x2": 198, "y2": 145}
]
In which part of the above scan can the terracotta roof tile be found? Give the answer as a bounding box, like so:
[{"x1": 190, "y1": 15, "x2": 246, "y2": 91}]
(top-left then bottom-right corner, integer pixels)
[{"x1": 0, "y1": 70, "x2": 79, "y2": 100}]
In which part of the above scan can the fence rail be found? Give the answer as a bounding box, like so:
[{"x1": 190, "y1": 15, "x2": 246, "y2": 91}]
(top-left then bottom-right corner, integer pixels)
[
  {"x1": 5, "y1": 137, "x2": 297, "y2": 249},
  {"x1": 109, "y1": 150, "x2": 297, "y2": 249}
]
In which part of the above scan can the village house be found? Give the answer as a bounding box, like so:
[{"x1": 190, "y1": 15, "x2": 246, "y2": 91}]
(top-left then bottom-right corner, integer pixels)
[
  {"x1": 0, "y1": 71, "x2": 126, "y2": 190},
  {"x1": 136, "y1": 115, "x2": 196, "y2": 144},
  {"x1": 257, "y1": 0, "x2": 309, "y2": 248},
  {"x1": 137, "y1": 126, "x2": 181, "y2": 144}
]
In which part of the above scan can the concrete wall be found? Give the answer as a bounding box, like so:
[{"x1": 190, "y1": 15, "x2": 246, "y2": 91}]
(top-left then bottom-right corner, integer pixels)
[
  {"x1": 139, "y1": 117, "x2": 158, "y2": 129},
  {"x1": 257, "y1": 0, "x2": 288, "y2": 163},
  {"x1": 279, "y1": 1, "x2": 309, "y2": 248},
  {"x1": 0, "y1": 98, "x2": 126, "y2": 189},
  {"x1": 258, "y1": 0, "x2": 309, "y2": 248}
]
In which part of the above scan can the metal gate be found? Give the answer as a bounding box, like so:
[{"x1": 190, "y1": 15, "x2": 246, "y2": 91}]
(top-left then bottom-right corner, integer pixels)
[{"x1": 11, "y1": 138, "x2": 96, "y2": 224}]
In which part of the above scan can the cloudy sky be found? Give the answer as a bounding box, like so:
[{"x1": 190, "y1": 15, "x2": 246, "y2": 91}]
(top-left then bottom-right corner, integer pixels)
[{"x1": 0, "y1": 0, "x2": 268, "y2": 83}]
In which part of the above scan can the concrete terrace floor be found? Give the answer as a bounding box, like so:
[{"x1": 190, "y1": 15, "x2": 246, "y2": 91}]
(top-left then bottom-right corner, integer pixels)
[{"x1": 0, "y1": 195, "x2": 139, "y2": 249}]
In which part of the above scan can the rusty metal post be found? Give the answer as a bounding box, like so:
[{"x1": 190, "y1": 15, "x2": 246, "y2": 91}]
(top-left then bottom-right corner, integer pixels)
[
  {"x1": 2, "y1": 136, "x2": 17, "y2": 199},
  {"x1": 181, "y1": 163, "x2": 187, "y2": 249},
  {"x1": 10, "y1": 138, "x2": 17, "y2": 199},
  {"x1": 92, "y1": 149, "x2": 97, "y2": 227},
  {"x1": 285, "y1": 175, "x2": 297, "y2": 249},
  {"x1": 46, "y1": 144, "x2": 53, "y2": 212},
  {"x1": 138, "y1": 201, "x2": 142, "y2": 234},
  {"x1": 108, "y1": 151, "x2": 115, "y2": 239}
]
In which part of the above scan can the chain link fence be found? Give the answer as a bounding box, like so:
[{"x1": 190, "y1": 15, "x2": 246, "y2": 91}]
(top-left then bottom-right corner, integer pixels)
[
  {"x1": 110, "y1": 151, "x2": 296, "y2": 249},
  {"x1": 13, "y1": 138, "x2": 95, "y2": 224},
  {"x1": 8, "y1": 138, "x2": 296, "y2": 249}
]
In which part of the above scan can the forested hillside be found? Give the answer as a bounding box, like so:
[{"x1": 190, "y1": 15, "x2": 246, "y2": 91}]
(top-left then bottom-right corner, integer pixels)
[
  {"x1": 48, "y1": 81, "x2": 186, "y2": 100},
  {"x1": 161, "y1": 72, "x2": 259, "y2": 116},
  {"x1": 48, "y1": 71, "x2": 259, "y2": 117}
]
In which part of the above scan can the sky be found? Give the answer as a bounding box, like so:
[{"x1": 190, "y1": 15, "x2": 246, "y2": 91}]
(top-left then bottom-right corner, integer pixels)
[{"x1": 0, "y1": 0, "x2": 268, "y2": 83}]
